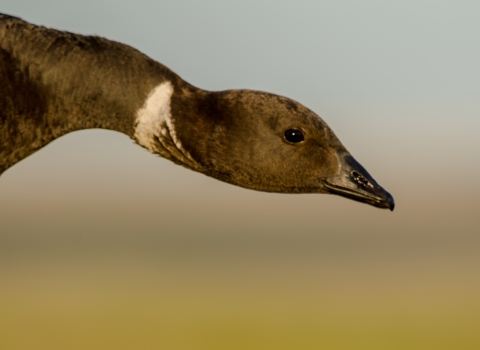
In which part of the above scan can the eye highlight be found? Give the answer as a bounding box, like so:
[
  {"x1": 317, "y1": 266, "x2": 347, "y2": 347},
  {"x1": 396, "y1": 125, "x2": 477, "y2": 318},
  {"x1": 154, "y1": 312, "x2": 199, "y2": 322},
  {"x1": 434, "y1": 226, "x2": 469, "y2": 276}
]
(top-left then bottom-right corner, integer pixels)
[{"x1": 284, "y1": 129, "x2": 305, "y2": 144}]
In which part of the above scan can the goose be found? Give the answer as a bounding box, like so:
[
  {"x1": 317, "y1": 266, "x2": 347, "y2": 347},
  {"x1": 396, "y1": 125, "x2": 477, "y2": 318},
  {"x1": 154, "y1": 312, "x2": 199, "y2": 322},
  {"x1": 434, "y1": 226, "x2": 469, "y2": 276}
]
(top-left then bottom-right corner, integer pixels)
[{"x1": 0, "y1": 14, "x2": 394, "y2": 210}]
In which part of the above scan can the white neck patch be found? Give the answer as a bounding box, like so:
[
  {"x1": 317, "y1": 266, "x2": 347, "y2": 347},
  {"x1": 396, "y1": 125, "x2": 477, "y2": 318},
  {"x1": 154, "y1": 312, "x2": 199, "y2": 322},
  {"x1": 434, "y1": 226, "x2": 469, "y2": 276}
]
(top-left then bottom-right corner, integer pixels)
[
  {"x1": 134, "y1": 81, "x2": 174, "y2": 152},
  {"x1": 134, "y1": 81, "x2": 197, "y2": 168}
]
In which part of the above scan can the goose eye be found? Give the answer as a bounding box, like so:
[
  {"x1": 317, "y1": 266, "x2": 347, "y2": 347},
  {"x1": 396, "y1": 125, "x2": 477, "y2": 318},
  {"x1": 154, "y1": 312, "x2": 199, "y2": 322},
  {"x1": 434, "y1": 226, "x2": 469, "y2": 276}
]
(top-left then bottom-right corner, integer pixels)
[{"x1": 284, "y1": 129, "x2": 304, "y2": 144}]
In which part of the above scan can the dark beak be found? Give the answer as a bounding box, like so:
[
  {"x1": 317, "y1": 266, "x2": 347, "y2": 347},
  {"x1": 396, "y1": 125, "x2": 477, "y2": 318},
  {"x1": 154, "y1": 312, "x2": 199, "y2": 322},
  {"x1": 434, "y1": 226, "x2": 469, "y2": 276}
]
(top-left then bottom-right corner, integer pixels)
[{"x1": 322, "y1": 152, "x2": 395, "y2": 211}]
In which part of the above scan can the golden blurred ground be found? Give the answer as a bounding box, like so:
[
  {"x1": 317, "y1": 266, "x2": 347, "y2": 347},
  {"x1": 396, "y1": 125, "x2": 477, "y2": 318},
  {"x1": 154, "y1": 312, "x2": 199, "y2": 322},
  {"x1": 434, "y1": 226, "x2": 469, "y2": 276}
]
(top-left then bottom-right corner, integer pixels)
[
  {"x1": 0, "y1": 131, "x2": 479, "y2": 350},
  {"x1": 1, "y1": 245, "x2": 479, "y2": 350}
]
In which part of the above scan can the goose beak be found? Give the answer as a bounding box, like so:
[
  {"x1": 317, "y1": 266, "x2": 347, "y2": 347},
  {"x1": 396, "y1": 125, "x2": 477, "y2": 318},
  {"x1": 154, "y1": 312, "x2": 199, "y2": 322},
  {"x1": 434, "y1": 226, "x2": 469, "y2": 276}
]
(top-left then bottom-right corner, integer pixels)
[{"x1": 322, "y1": 152, "x2": 395, "y2": 211}]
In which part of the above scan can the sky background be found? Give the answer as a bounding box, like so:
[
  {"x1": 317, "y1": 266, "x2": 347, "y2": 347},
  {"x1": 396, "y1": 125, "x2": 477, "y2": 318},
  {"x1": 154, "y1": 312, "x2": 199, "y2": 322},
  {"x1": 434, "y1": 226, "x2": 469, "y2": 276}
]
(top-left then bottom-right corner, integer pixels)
[{"x1": 1, "y1": 1, "x2": 479, "y2": 349}]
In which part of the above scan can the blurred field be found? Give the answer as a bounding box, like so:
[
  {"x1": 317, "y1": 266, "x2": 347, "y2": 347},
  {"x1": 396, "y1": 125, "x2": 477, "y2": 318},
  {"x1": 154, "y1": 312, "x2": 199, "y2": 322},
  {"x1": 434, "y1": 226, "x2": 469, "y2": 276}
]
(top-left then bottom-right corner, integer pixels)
[
  {"x1": 1, "y1": 148, "x2": 479, "y2": 349},
  {"x1": 1, "y1": 241, "x2": 479, "y2": 350}
]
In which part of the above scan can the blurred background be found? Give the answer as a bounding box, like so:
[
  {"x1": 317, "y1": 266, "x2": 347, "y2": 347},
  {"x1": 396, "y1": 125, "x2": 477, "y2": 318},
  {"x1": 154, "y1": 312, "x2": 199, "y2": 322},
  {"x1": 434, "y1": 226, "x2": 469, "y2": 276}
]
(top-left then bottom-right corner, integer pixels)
[{"x1": 1, "y1": 1, "x2": 479, "y2": 349}]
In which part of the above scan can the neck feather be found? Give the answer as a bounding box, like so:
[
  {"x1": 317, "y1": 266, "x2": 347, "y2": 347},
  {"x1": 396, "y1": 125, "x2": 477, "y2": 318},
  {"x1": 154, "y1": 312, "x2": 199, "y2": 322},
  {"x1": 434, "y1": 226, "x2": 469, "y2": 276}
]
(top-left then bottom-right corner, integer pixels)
[{"x1": 0, "y1": 18, "x2": 184, "y2": 174}]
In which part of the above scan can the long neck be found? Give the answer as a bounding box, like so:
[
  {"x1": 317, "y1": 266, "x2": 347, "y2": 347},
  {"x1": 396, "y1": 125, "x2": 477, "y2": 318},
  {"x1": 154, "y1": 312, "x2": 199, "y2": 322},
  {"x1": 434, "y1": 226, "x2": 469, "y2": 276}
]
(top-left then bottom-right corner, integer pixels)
[{"x1": 0, "y1": 18, "x2": 182, "y2": 174}]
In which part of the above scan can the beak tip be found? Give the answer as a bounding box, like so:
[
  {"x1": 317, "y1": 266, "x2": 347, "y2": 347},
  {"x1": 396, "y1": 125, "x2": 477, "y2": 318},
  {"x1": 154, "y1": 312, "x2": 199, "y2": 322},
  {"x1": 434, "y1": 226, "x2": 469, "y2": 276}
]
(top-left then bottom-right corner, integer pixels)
[{"x1": 386, "y1": 193, "x2": 395, "y2": 211}]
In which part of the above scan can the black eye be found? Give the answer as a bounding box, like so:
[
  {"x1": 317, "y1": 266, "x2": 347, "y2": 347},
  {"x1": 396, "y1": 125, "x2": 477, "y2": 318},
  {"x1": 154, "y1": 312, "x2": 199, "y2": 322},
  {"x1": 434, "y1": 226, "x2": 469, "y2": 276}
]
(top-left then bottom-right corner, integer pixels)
[{"x1": 284, "y1": 129, "x2": 305, "y2": 144}]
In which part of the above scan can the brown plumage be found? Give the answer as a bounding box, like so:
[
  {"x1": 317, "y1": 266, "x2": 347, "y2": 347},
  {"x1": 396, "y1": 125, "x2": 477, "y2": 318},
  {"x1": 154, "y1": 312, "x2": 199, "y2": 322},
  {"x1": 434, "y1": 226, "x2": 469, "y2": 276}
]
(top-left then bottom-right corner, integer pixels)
[{"x1": 0, "y1": 14, "x2": 394, "y2": 210}]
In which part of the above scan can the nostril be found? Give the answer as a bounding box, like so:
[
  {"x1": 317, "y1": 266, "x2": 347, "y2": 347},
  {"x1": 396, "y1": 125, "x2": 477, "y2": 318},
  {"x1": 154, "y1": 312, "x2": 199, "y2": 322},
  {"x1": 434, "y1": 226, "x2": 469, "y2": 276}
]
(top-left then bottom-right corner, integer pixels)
[{"x1": 351, "y1": 171, "x2": 373, "y2": 188}]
